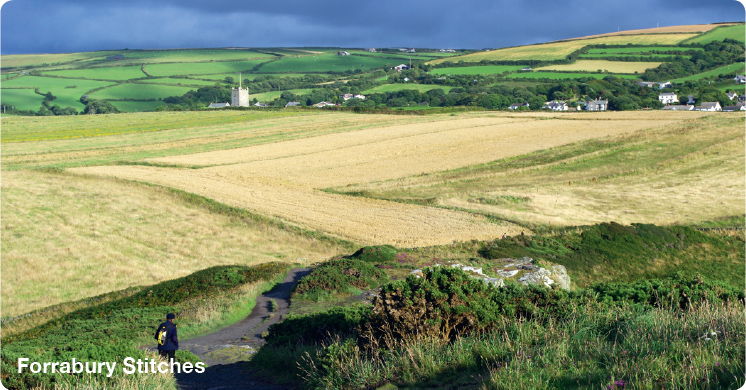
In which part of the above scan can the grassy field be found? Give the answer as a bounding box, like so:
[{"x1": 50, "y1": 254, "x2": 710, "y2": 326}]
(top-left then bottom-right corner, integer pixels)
[
  {"x1": 96, "y1": 48, "x2": 276, "y2": 64},
  {"x1": 536, "y1": 60, "x2": 662, "y2": 74},
  {"x1": 1, "y1": 76, "x2": 116, "y2": 110},
  {"x1": 1, "y1": 51, "x2": 120, "y2": 69},
  {"x1": 362, "y1": 84, "x2": 453, "y2": 94},
  {"x1": 257, "y1": 54, "x2": 406, "y2": 73},
  {"x1": 429, "y1": 65, "x2": 525, "y2": 76},
  {"x1": 331, "y1": 113, "x2": 744, "y2": 229},
  {"x1": 573, "y1": 23, "x2": 724, "y2": 39},
  {"x1": 110, "y1": 100, "x2": 164, "y2": 112},
  {"x1": 687, "y1": 24, "x2": 746, "y2": 44},
  {"x1": 249, "y1": 88, "x2": 315, "y2": 102},
  {"x1": 506, "y1": 72, "x2": 639, "y2": 80},
  {"x1": 585, "y1": 46, "x2": 703, "y2": 54},
  {"x1": 0, "y1": 170, "x2": 344, "y2": 317},
  {"x1": 428, "y1": 34, "x2": 697, "y2": 63},
  {"x1": 672, "y1": 62, "x2": 746, "y2": 82},
  {"x1": 88, "y1": 83, "x2": 195, "y2": 100},
  {"x1": 41, "y1": 65, "x2": 147, "y2": 80},
  {"x1": 144, "y1": 60, "x2": 270, "y2": 77},
  {"x1": 135, "y1": 77, "x2": 223, "y2": 86},
  {"x1": 0, "y1": 88, "x2": 45, "y2": 111}
]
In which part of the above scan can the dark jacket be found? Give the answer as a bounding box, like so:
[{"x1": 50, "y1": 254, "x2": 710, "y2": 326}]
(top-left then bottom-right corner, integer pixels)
[{"x1": 155, "y1": 321, "x2": 179, "y2": 351}]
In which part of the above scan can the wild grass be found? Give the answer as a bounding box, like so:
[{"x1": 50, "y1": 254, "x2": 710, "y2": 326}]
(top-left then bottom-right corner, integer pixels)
[
  {"x1": 0, "y1": 169, "x2": 346, "y2": 317},
  {"x1": 290, "y1": 301, "x2": 745, "y2": 389}
]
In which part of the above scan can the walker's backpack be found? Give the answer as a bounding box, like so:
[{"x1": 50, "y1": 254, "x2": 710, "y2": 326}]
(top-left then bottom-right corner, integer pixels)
[{"x1": 156, "y1": 323, "x2": 172, "y2": 346}]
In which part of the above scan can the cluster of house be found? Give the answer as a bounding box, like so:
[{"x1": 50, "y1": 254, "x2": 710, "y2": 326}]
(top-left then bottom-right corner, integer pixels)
[
  {"x1": 439, "y1": 49, "x2": 457, "y2": 53},
  {"x1": 398, "y1": 48, "x2": 417, "y2": 53},
  {"x1": 508, "y1": 100, "x2": 609, "y2": 111},
  {"x1": 658, "y1": 92, "x2": 746, "y2": 112},
  {"x1": 280, "y1": 94, "x2": 366, "y2": 108},
  {"x1": 637, "y1": 81, "x2": 674, "y2": 89}
]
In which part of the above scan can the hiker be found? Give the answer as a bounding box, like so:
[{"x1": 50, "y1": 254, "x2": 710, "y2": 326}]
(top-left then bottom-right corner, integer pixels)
[
  {"x1": 501, "y1": 233, "x2": 507, "y2": 239},
  {"x1": 155, "y1": 313, "x2": 179, "y2": 362}
]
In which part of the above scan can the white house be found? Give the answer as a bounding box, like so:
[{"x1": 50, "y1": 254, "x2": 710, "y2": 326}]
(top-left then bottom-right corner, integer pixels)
[
  {"x1": 658, "y1": 93, "x2": 678, "y2": 105},
  {"x1": 339, "y1": 94, "x2": 366, "y2": 101},
  {"x1": 509, "y1": 102, "x2": 529, "y2": 110},
  {"x1": 734, "y1": 75, "x2": 746, "y2": 84},
  {"x1": 661, "y1": 105, "x2": 694, "y2": 111},
  {"x1": 585, "y1": 100, "x2": 608, "y2": 111},
  {"x1": 695, "y1": 102, "x2": 722, "y2": 111},
  {"x1": 726, "y1": 92, "x2": 738, "y2": 100},
  {"x1": 543, "y1": 100, "x2": 568, "y2": 111},
  {"x1": 313, "y1": 101, "x2": 336, "y2": 108},
  {"x1": 367, "y1": 48, "x2": 377, "y2": 52},
  {"x1": 254, "y1": 102, "x2": 268, "y2": 107},
  {"x1": 657, "y1": 81, "x2": 673, "y2": 89},
  {"x1": 208, "y1": 102, "x2": 230, "y2": 108},
  {"x1": 723, "y1": 105, "x2": 746, "y2": 112},
  {"x1": 337, "y1": 51, "x2": 350, "y2": 56},
  {"x1": 394, "y1": 64, "x2": 410, "y2": 71},
  {"x1": 285, "y1": 101, "x2": 301, "y2": 108}
]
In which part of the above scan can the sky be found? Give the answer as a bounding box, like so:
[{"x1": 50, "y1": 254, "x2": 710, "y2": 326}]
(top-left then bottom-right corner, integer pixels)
[{"x1": 1, "y1": 0, "x2": 744, "y2": 55}]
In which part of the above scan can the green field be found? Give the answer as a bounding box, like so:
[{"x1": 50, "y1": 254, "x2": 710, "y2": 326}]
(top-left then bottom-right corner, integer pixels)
[
  {"x1": 249, "y1": 88, "x2": 315, "y2": 102},
  {"x1": 672, "y1": 62, "x2": 746, "y2": 82},
  {"x1": 687, "y1": 24, "x2": 745, "y2": 44},
  {"x1": 430, "y1": 65, "x2": 525, "y2": 76},
  {"x1": 0, "y1": 88, "x2": 45, "y2": 111},
  {"x1": 109, "y1": 100, "x2": 165, "y2": 112},
  {"x1": 579, "y1": 54, "x2": 690, "y2": 60},
  {"x1": 585, "y1": 47, "x2": 703, "y2": 54},
  {"x1": 1, "y1": 76, "x2": 116, "y2": 110},
  {"x1": 42, "y1": 66, "x2": 147, "y2": 80},
  {"x1": 1, "y1": 51, "x2": 120, "y2": 70},
  {"x1": 196, "y1": 73, "x2": 307, "y2": 81},
  {"x1": 362, "y1": 84, "x2": 453, "y2": 94},
  {"x1": 144, "y1": 60, "x2": 269, "y2": 77},
  {"x1": 89, "y1": 83, "x2": 195, "y2": 100},
  {"x1": 258, "y1": 54, "x2": 406, "y2": 73},
  {"x1": 95, "y1": 49, "x2": 276, "y2": 64},
  {"x1": 135, "y1": 77, "x2": 222, "y2": 86},
  {"x1": 506, "y1": 72, "x2": 639, "y2": 80}
]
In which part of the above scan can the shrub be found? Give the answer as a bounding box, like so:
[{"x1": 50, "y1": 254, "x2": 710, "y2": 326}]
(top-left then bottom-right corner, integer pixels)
[
  {"x1": 265, "y1": 305, "x2": 373, "y2": 346},
  {"x1": 346, "y1": 245, "x2": 399, "y2": 263},
  {"x1": 292, "y1": 258, "x2": 388, "y2": 302}
]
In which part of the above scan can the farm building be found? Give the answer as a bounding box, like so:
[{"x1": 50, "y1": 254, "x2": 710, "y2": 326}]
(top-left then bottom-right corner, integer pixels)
[
  {"x1": 637, "y1": 81, "x2": 656, "y2": 88},
  {"x1": 254, "y1": 102, "x2": 268, "y2": 107},
  {"x1": 520, "y1": 67, "x2": 533, "y2": 71},
  {"x1": 367, "y1": 48, "x2": 377, "y2": 52},
  {"x1": 337, "y1": 51, "x2": 350, "y2": 56},
  {"x1": 285, "y1": 101, "x2": 301, "y2": 108},
  {"x1": 657, "y1": 81, "x2": 673, "y2": 89},
  {"x1": 585, "y1": 100, "x2": 608, "y2": 111},
  {"x1": 394, "y1": 64, "x2": 410, "y2": 71},
  {"x1": 695, "y1": 102, "x2": 722, "y2": 111},
  {"x1": 313, "y1": 101, "x2": 336, "y2": 107},
  {"x1": 208, "y1": 103, "x2": 230, "y2": 108},
  {"x1": 543, "y1": 100, "x2": 568, "y2": 111},
  {"x1": 339, "y1": 94, "x2": 366, "y2": 101},
  {"x1": 509, "y1": 102, "x2": 530, "y2": 110},
  {"x1": 658, "y1": 93, "x2": 678, "y2": 104},
  {"x1": 661, "y1": 105, "x2": 694, "y2": 111}
]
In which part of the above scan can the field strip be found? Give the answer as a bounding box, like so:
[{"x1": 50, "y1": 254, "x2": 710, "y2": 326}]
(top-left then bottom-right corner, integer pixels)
[
  {"x1": 67, "y1": 165, "x2": 518, "y2": 246},
  {"x1": 158, "y1": 118, "x2": 679, "y2": 188}
]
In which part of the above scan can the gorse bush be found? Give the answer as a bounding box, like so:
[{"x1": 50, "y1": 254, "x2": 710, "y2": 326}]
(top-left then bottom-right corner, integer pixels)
[
  {"x1": 292, "y1": 258, "x2": 388, "y2": 302},
  {"x1": 346, "y1": 245, "x2": 399, "y2": 263},
  {"x1": 265, "y1": 305, "x2": 373, "y2": 346},
  {"x1": 1, "y1": 263, "x2": 289, "y2": 390}
]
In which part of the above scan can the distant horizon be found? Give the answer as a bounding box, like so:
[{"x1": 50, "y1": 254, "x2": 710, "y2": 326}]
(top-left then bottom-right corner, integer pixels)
[{"x1": 1, "y1": 1, "x2": 743, "y2": 56}]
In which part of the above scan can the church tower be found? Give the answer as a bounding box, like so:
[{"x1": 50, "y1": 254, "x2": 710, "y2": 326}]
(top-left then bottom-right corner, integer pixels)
[{"x1": 231, "y1": 73, "x2": 249, "y2": 107}]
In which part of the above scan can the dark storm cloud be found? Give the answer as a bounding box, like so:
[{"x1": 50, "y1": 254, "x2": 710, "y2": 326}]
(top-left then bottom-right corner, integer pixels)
[{"x1": 1, "y1": 0, "x2": 743, "y2": 54}]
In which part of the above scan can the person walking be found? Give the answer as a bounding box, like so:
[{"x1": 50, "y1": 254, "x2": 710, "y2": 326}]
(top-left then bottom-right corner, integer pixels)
[{"x1": 155, "y1": 313, "x2": 179, "y2": 362}]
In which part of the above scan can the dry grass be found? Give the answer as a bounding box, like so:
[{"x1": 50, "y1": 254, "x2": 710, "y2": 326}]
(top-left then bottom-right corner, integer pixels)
[
  {"x1": 1, "y1": 170, "x2": 343, "y2": 317},
  {"x1": 572, "y1": 23, "x2": 728, "y2": 39},
  {"x1": 339, "y1": 113, "x2": 745, "y2": 228},
  {"x1": 427, "y1": 34, "x2": 697, "y2": 63},
  {"x1": 69, "y1": 112, "x2": 681, "y2": 246},
  {"x1": 536, "y1": 60, "x2": 662, "y2": 74}
]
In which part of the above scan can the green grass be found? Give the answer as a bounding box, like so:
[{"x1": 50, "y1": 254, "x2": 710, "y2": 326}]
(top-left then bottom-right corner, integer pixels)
[
  {"x1": 687, "y1": 24, "x2": 745, "y2": 44},
  {"x1": 578, "y1": 54, "x2": 690, "y2": 60},
  {"x1": 430, "y1": 65, "x2": 525, "y2": 76},
  {"x1": 89, "y1": 83, "x2": 195, "y2": 100},
  {"x1": 362, "y1": 84, "x2": 453, "y2": 94},
  {"x1": 585, "y1": 47, "x2": 703, "y2": 54},
  {"x1": 249, "y1": 88, "x2": 315, "y2": 102},
  {"x1": 135, "y1": 77, "x2": 222, "y2": 86},
  {"x1": 1, "y1": 51, "x2": 121, "y2": 70},
  {"x1": 41, "y1": 65, "x2": 148, "y2": 80},
  {"x1": 110, "y1": 100, "x2": 164, "y2": 112},
  {"x1": 1, "y1": 76, "x2": 117, "y2": 110},
  {"x1": 195, "y1": 73, "x2": 307, "y2": 81},
  {"x1": 672, "y1": 62, "x2": 746, "y2": 82},
  {"x1": 257, "y1": 54, "x2": 406, "y2": 73},
  {"x1": 93, "y1": 49, "x2": 276, "y2": 64},
  {"x1": 144, "y1": 60, "x2": 269, "y2": 77},
  {"x1": 506, "y1": 72, "x2": 639, "y2": 80},
  {"x1": 0, "y1": 88, "x2": 46, "y2": 111}
]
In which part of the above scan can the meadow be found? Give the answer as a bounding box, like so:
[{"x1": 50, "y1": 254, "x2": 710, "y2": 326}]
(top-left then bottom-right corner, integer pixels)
[
  {"x1": 672, "y1": 62, "x2": 746, "y2": 82},
  {"x1": 257, "y1": 54, "x2": 407, "y2": 73},
  {"x1": 143, "y1": 60, "x2": 270, "y2": 77},
  {"x1": 429, "y1": 65, "x2": 525, "y2": 75},
  {"x1": 686, "y1": 24, "x2": 746, "y2": 44},
  {"x1": 0, "y1": 88, "x2": 45, "y2": 111},
  {"x1": 536, "y1": 60, "x2": 662, "y2": 73},
  {"x1": 584, "y1": 46, "x2": 703, "y2": 54},
  {"x1": 361, "y1": 83, "x2": 453, "y2": 94},
  {"x1": 110, "y1": 100, "x2": 165, "y2": 112},
  {"x1": 41, "y1": 65, "x2": 148, "y2": 80},
  {"x1": 135, "y1": 77, "x2": 223, "y2": 86},
  {"x1": 88, "y1": 83, "x2": 195, "y2": 100},
  {"x1": 506, "y1": 72, "x2": 638, "y2": 80},
  {"x1": 248, "y1": 88, "x2": 315, "y2": 102},
  {"x1": 427, "y1": 34, "x2": 697, "y2": 63},
  {"x1": 1, "y1": 51, "x2": 121, "y2": 70},
  {"x1": 1, "y1": 76, "x2": 116, "y2": 110}
]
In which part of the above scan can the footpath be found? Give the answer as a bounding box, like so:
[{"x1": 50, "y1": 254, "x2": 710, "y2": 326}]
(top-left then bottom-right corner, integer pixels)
[{"x1": 174, "y1": 268, "x2": 311, "y2": 390}]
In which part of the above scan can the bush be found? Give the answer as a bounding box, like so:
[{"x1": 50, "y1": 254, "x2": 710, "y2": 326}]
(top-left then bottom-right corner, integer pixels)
[
  {"x1": 346, "y1": 245, "x2": 399, "y2": 263},
  {"x1": 292, "y1": 258, "x2": 388, "y2": 302},
  {"x1": 265, "y1": 305, "x2": 373, "y2": 346}
]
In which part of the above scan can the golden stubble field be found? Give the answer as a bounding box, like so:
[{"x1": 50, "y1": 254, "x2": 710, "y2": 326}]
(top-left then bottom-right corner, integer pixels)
[{"x1": 70, "y1": 111, "x2": 703, "y2": 246}]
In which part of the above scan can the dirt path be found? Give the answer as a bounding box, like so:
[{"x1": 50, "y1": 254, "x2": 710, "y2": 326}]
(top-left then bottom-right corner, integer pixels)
[{"x1": 174, "y1": 268, "x2": 310, "y2": 390}]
